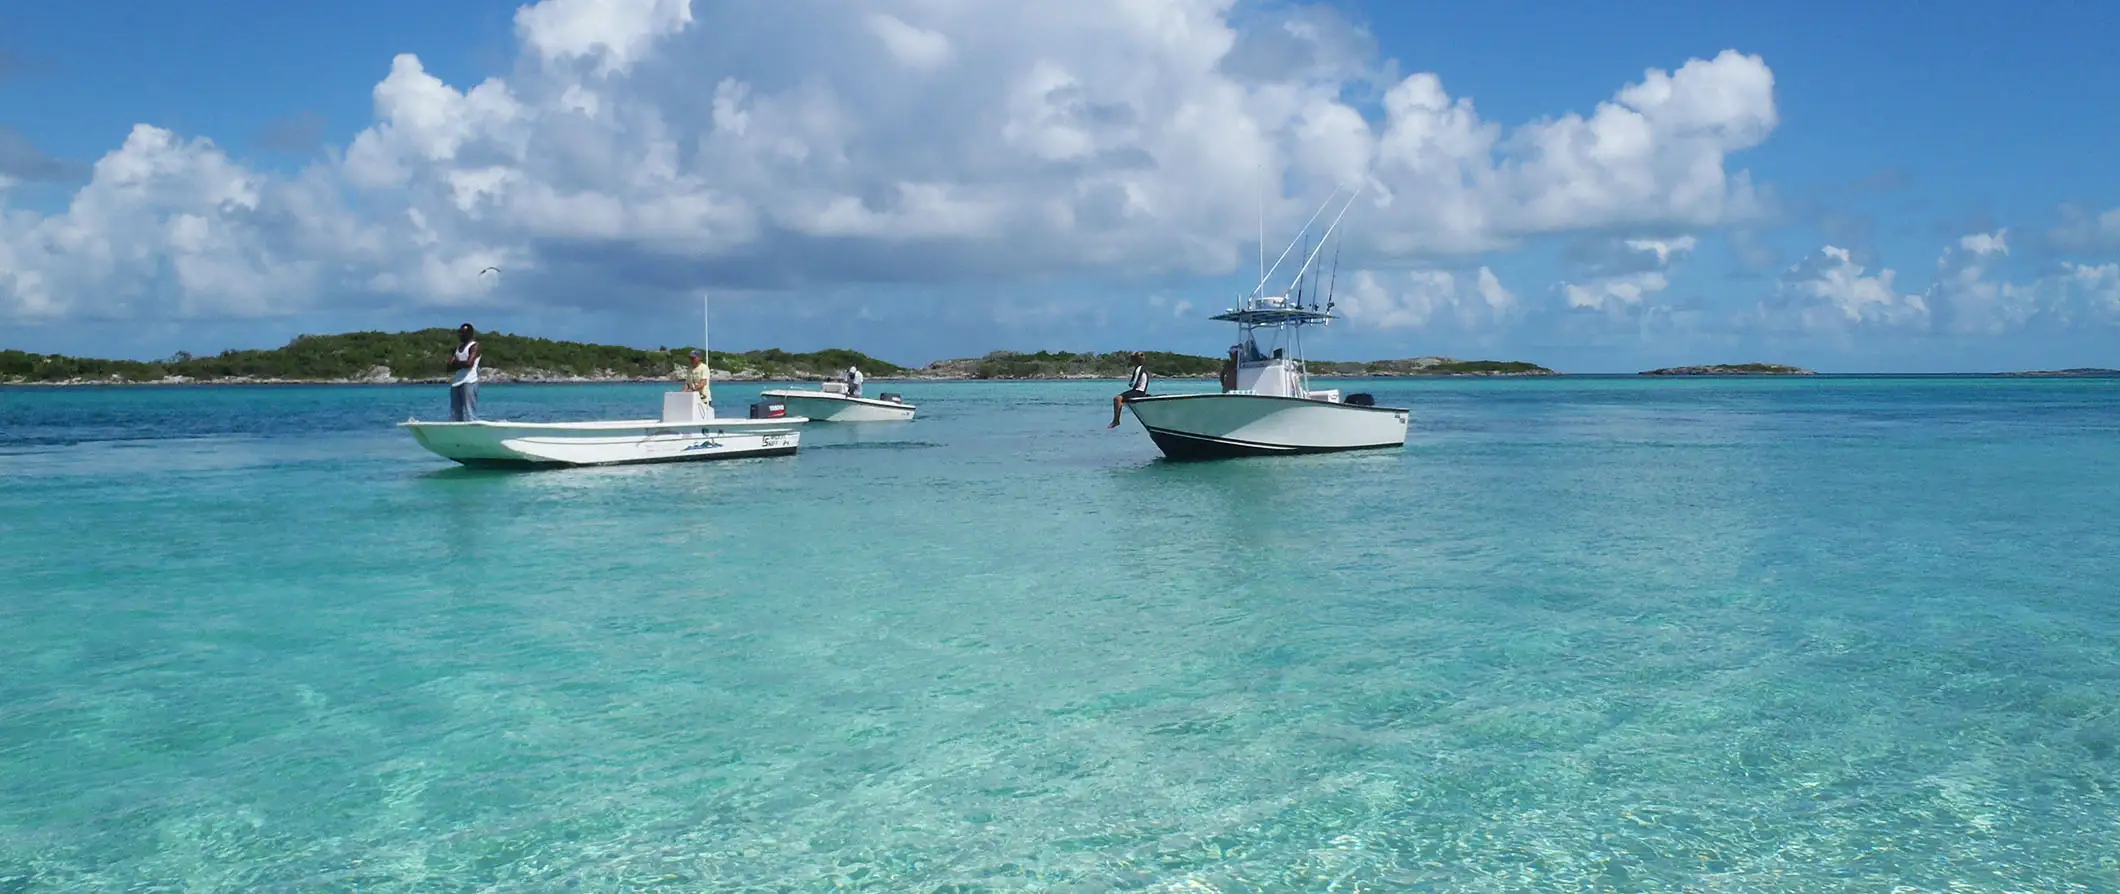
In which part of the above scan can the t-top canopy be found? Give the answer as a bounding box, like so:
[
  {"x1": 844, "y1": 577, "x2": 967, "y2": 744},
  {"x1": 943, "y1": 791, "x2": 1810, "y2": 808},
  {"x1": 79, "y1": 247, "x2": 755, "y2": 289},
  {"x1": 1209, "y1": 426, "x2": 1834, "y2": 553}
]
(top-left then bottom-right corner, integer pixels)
[{"x1": 1210, "y1": 295, "x2": 1336, "y2": 326}]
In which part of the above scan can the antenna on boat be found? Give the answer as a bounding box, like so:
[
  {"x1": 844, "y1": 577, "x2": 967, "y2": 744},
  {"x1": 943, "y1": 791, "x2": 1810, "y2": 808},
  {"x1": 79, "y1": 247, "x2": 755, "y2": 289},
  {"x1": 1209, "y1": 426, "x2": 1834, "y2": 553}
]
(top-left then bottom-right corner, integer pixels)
[
  {"x1": 1251, "y1": 187, "x2": 1342, "y2": 300},
  {"x1": 1257, "y1": 163, "x2": 1265, "y2": 286},
  {"x1": 1305, "y1": 240, "x2": 1322, "y2": 311},
  {"x1": 1281, "y1": 183, "x2": 1364, "y2": 298},
  {"x1": 712, "y1": 292, "x2": 720, "y2": 410},
  {"x1": 1295, "y1": 232, "x2": 1309, "y2": 304},
  {"x1": 1324, "y1": 243, "x2": 1341, "y2": 313}
]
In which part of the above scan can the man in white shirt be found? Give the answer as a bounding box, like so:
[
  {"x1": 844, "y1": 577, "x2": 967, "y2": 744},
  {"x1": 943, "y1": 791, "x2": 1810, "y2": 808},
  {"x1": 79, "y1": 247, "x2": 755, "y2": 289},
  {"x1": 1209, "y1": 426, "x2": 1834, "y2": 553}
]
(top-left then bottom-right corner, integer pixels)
[
  {"x1": 846, "y1": 365, "x2": 864, "y2": 398},
  {"x1": 1108, "y1": 352, "x2": 1149, "y2": 428},
  {"x1": 446, "y1": 323, "x2": 481, "y2": 421}
]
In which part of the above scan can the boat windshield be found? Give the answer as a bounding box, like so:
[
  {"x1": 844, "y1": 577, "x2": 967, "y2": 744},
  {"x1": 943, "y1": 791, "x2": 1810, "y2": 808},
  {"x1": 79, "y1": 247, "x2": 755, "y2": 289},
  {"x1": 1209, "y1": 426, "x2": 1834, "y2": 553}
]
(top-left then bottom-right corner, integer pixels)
[{"x1": 1238, "y1": 329, "x2": 1296, "y2": 365}]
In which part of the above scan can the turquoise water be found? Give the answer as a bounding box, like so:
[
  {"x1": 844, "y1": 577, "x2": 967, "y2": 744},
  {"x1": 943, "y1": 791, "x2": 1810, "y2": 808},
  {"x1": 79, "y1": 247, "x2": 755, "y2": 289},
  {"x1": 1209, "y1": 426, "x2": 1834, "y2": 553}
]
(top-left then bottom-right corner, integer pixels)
[{"x1": 4, "y1": 377, "x2": 2119, "y2": 891}]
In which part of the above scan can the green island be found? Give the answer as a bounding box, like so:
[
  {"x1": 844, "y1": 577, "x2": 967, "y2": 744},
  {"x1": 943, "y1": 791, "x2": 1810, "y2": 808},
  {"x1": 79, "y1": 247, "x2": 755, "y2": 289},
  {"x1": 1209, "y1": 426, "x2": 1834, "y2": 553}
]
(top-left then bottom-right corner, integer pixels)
[
  {"x1": 1639, "y1": 363, "x2": 1816, "y2": 376},
  {"x1": 929, "y1": 351, "x2": 1555, "y2": 380},
  {"x1": 1, "y1": 330, "x2": 1556, "y2": 384},
  {"x1": 0, "y1": 330, "x2": 899, "y2": 385}
]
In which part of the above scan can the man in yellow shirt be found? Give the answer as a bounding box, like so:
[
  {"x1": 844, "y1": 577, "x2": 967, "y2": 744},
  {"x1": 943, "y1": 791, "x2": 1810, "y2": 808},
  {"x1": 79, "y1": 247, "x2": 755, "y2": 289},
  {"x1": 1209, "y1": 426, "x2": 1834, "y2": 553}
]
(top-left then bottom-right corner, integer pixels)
[{"x1": 683, "y1": 350, "x2": 710, "y2": 400}]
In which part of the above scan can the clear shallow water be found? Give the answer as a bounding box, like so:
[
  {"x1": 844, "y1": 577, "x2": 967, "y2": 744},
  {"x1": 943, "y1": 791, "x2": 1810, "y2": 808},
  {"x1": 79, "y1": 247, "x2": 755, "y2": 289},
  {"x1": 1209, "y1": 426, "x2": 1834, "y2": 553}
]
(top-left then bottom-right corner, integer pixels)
[{"x1": 3, "y1": 377, "x2": 2120, "y2": 892}]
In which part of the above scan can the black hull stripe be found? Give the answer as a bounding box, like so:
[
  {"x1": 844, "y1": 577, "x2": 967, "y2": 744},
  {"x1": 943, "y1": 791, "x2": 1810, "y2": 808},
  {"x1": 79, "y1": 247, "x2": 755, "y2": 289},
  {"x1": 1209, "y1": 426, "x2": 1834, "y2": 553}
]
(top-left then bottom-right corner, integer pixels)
[
  {"x1": 1142, "y1": 425, "x2": 1402, "y2": 460},
  {"x1": 449, "y1": 445, "x2": 800, "y2": 469}
]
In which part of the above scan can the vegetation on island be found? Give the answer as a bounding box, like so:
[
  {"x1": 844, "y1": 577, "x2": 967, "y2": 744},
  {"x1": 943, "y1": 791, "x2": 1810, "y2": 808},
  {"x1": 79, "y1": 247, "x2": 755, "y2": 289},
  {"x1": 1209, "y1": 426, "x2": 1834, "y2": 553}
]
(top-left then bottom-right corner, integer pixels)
[
  {"x1": 1639, "y1": 363, "x2": 1815, "y2": 376},
  {"x1": 0, "y1": 329, "x2": 907, "y2": 384},
  {"x1": 915, "y1": 351, "x2": 1222, "y2": 379},
  {"x1": 913, "y1": 351, "x2": 1554, "y2": 379},
  {"x1": 2, "y1": 330, "x2": 1556, "y2": 384},
  {"x1": 1310, "y1": 358, "x2": 1555, "y2": 376}
]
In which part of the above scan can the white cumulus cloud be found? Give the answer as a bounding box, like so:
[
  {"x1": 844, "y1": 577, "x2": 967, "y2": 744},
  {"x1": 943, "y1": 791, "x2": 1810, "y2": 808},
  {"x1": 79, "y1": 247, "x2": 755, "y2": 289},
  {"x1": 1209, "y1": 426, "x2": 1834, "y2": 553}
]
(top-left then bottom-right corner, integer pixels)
[
  {"x1": 1559, "y1": 235, "x2": 1698, "y2": 315},
  {"x1": 0, "y1": 0, "x2": 1784, "y2": 329},
  {"x1": 866, "y1": 13, "x2": 954, "y2": 71},
  {"x1": 1755, "y1": 245, "x2": 1929, "y2": 334},
  {"x1": 1924, "y1": 229, "x2": 2030, "y2": 335},
  {"x1": 514, "y1": 0, "x2": 694, "y2": 76},
  {"x1": 1335, "y1": 265, "x2": 1516, "y2": 331},
  {"x1": 2056, "y1": 263, "x2": 2120, "y2": 322},
  {"x1": 1753, "y1": 230, "x2": 2120, "y2": 343},
  {"x1": 2047, "y1": 205, "x2": 2120, "y2": 254}
]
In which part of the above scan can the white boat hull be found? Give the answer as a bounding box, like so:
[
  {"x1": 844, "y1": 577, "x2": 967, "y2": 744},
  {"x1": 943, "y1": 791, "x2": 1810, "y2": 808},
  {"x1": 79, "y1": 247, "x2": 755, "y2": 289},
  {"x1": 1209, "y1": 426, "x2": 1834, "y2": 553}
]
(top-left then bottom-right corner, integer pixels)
[
  {"x1": 399, "y1": 417, "x2": 805, "y2": 468},
  {"x1": 1126, "y1": 393, "x2": 1408, "y2": 460},
  {"x1": 759, "y1": 390, "x2": 917, "y2": 422}
]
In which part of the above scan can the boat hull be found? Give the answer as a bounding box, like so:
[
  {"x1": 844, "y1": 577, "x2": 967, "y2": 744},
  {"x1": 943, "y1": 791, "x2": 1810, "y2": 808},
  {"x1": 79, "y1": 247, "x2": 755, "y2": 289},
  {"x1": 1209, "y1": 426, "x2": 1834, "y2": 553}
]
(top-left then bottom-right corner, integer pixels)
[
  {"x1": 399, "y1": 417, "x2": 805, "y2": 468},
  {"x1": 1126, "y1": 393, "x2": 1408, "y2": 460},
  {"x1": 759, "y1": 390, "x2": 917, "y2": 422}
]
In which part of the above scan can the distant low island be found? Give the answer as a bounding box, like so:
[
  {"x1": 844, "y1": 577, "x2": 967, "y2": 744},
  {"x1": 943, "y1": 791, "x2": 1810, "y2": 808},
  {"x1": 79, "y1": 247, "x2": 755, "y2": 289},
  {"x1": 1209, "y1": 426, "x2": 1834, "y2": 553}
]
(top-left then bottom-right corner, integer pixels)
[
  {"x1": 1639, "y1": 363, "x2": 1816, "y2": 376},
  {"x1": 2001, "y1": 368, "x2": 2120, "y2": 377},
  {"x1": 1, "y1": 329, "x2": 1557, "y2": 385}
]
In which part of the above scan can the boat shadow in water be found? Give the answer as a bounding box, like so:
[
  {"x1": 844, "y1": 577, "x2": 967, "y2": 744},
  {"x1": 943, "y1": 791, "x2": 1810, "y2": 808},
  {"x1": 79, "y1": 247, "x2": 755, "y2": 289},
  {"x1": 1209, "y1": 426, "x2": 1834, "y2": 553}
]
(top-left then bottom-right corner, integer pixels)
[
  {"x1": 1128, "y1": 443, "x2": 1411, "y2": 470},
  {"x1": 412, "y1": 452, "x2": 800, "y2": 479},
  {"x1": 799, "y1": 440, "x2": 946, "y2": 452},
  {"x1": 1102, "y1": 449, "x2": 1410, "y2": 549},
  {"x1": 416, "y1": 464, "x2": 538, "y2": 480},
  {"x1": 1106, "y1": 446, "x2": 1407, "y2": 501}
]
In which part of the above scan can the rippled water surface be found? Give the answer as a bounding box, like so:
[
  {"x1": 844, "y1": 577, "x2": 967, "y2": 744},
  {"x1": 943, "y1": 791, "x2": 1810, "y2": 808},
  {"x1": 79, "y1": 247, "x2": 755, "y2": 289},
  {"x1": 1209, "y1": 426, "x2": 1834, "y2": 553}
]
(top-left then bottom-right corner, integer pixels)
[{"x1": 4, "y1": 377, "x2": 2119, "y2": 891}]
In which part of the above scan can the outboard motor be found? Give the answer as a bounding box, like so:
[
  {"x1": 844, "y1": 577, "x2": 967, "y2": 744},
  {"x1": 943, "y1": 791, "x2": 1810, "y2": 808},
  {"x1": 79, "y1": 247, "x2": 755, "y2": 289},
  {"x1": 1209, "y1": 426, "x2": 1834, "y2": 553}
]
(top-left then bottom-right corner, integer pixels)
[
  {"x1": 879, "y1": 392, "x2": 904, "y2": 403},
  {"x1": 749, "y1": 400, "x2": 787, "y2": 418},
  {"x1": 1345, "y1": 393, "x2": 1376, "y2": 407}
]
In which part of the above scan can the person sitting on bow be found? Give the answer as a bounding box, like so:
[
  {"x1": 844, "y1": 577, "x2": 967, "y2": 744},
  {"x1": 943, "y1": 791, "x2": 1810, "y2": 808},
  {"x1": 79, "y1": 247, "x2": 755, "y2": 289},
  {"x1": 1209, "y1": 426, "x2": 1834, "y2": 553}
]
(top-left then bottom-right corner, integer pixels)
[{"x1": 1108, "y1": 352, "x2": 1149, "y2": 428}]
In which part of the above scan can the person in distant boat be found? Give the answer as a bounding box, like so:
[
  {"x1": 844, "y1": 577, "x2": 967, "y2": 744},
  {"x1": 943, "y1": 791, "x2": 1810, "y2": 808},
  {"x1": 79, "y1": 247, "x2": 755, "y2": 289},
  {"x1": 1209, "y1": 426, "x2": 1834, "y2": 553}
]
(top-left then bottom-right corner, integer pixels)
[
  {"x1": 446, "y1": 323, "x2": 481, "y2": 422},
  {"x1": 1220, "y1": 345, "x2": 1240, "y2": 393},
  {"x1": 684, "y1": 349, "x2": 710, "y2": 400},
  {"x1": 846, "y1": 365, "x2": 864, "y2": 398},
  {"x1": 1108, "y1": 352, "x2": 1150, "y2": 428}
]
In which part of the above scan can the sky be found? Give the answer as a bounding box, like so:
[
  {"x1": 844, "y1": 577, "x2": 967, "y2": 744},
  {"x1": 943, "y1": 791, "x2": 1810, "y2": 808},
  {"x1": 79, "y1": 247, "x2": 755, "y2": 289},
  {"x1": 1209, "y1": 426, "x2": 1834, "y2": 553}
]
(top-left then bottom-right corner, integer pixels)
[{"x1": 3, "y1": 0, "x2": 2118, "y2": 373}]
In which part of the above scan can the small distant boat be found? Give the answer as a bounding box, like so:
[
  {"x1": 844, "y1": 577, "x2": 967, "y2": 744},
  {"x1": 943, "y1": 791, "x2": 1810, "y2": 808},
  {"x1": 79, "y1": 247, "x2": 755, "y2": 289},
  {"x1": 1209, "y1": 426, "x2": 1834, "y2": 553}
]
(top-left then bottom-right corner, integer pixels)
[
  {"x1": 1126, "y1": 185, "x2": 1408, "y2": 460},
  {"x1": 757, "y1": 382, "x2": 917, "y2": 422},
  {"x1": 400, "y1": 294, "x2": 808, "y2": 468}
]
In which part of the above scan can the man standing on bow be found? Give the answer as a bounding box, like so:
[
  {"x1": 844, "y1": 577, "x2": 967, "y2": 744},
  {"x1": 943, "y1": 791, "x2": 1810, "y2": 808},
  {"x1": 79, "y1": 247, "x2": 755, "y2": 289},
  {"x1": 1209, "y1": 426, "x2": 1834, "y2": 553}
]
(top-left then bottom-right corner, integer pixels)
[{"x1": 446, "y1": 323, "x2": 481, "y2": 421}]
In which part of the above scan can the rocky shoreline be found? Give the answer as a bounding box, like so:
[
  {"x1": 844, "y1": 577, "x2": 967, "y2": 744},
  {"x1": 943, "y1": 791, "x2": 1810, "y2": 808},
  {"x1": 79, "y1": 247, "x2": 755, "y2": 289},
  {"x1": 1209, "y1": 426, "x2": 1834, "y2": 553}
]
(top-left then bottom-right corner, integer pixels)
[{"x1": 1640, "y1": 363, "x2": 1816, "y2": 376}]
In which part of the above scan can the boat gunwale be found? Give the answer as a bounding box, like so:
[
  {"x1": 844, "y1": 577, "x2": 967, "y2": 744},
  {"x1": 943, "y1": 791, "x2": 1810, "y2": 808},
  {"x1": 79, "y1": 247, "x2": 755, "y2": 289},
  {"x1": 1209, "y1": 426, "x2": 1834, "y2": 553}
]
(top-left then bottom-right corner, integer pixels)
[
  {"x1": 397, "y1": 417, "x2": 810, "y2": 432},
  {"x1": 1125, "y1": 392, "x2": 1407, "y2": 414},
  {"x1": 756, "y1": 389, "x2": 918, "y2": 411}
]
